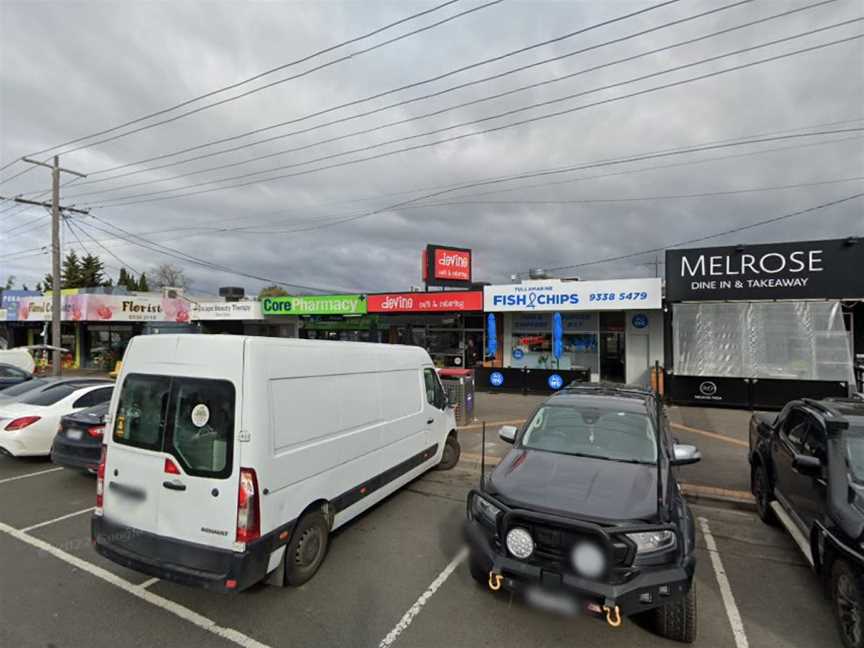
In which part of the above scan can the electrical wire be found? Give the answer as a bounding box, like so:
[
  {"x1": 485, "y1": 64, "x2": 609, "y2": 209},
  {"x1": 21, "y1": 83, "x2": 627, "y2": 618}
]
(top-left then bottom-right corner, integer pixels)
[
  {"x1": 76, "y1": 28, "x2": 864, "y2": 208},
  {"x1": 70, "y1": 0, "x2": 818, "y2": 196},
  {"x1": 67, "y1": 217, "x2": 142, "y2": 275},
  {"x1": 71, "y1": 0, "x2": 753, "y2": 184}
]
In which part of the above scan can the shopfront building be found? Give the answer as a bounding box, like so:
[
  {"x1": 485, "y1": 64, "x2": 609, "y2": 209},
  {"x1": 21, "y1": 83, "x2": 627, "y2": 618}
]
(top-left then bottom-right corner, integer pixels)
[
  {"x1": 665, "y1": 237, "x2": 863, "y2": 408},
  {"x1": 367, "y1": 290, "x2": 484, "y2": 368},
  {"x1": 262, "y1": 294, "x2": 365, "y2": 341},
  {"x1": 480, "y1": 277, "x2": 664, "y2": 392}
]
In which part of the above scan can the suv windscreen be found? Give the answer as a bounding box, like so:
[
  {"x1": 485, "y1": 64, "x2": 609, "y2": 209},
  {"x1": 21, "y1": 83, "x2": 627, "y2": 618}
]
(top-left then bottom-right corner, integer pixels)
[
  {"x1": 845, "y1": 427, "x2": 864, "y2": 482},
  {"x1": 113, "y1": 373, "x2": 235, "y2": 478},
  {"x1": 521, "y1": 404, "x2": 657, "y2": 464}
]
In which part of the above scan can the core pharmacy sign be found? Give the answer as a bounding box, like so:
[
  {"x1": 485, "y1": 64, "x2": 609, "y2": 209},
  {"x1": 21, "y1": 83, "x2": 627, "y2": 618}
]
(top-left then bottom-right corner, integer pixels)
[
  {"x1": 666, "y1": 237, "x2": 864, "y2": 301},
  {"x1": 484, "y1": 278, "x2": 662, "y2": 312},
  {"x1": 261, "y1": 295, "x2": 367, "y2": 316}
]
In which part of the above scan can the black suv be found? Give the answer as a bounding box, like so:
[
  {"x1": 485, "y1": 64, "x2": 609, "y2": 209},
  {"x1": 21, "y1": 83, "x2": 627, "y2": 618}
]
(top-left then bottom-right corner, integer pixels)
[
  {"x1": 749, "y1": 397, "x2": 864, "y2": 648},
  {"x1": 464, "y1": 384, "x2": 700, "y2": 642}
]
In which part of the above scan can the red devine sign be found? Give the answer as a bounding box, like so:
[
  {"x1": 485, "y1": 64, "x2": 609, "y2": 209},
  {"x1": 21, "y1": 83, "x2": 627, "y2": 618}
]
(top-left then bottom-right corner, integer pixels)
[
  {"x1": 433, "y1": 248, "x2": 471, "y2": 281},
  {"x1": 368, "y1": 291, "x2": 482, "y2": 313}
]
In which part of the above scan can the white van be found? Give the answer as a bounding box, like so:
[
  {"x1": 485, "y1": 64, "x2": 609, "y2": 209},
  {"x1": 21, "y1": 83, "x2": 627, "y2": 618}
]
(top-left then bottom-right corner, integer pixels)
[{"x1": 92, "y1": 334, "x2": 460, "y2": 592}]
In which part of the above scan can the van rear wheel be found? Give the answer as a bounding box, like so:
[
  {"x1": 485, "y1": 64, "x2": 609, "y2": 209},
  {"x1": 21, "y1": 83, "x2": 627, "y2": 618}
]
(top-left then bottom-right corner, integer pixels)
[{"x1": 284, "y1": 511, "x2": 330, "y2": 586}]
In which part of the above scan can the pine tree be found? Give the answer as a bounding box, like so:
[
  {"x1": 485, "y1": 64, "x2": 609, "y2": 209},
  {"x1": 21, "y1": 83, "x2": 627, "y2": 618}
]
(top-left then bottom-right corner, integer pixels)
[
  {"x1": 79, "y1": 253, "x2": 107, "y2": 287},
  {"x1": 137, "y1": 272, "x2": 149, "y2": 292},
  {"x1": 117, "y1": 268, "x2": 130, "y2": 289},
  {"x1": 61, "y1": 250, "x2": 82, "y2": 288}
]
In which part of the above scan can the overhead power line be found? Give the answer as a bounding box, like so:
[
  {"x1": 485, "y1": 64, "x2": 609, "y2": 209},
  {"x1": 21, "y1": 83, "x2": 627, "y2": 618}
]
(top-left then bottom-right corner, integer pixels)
[
  {"x1": 536, "y1": 192, "x2": 864, "y2": 275},
  {"x1": 78, "y1": 30, "x2": 864, "y2": 208},
  {"x1": 0, "y1": 0, "x2": 507, "y2": 186},
  {"x1": 67, "y1": 217, "x2": 141, "y2": 275},
  {"x1": 70, "y1": 0, "x2": 810, "y2": 194},
  {"x1": 73, "y1": 0, "x2": 750, "y2": 183}
]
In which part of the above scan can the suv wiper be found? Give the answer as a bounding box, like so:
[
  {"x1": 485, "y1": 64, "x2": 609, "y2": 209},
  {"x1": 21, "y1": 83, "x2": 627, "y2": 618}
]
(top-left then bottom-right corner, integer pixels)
[{"x1": 557, "y1": 451, "x2": 653, "y2": 465}]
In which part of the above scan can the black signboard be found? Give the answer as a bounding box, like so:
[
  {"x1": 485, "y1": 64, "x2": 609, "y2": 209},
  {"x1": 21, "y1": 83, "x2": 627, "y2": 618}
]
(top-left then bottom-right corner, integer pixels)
[
  {"x1": 666, "y1": 237, "x2": 864, "y2": 302},
  {"x1": 668, "y1": 375, "x2": 850, "y2": 409}
]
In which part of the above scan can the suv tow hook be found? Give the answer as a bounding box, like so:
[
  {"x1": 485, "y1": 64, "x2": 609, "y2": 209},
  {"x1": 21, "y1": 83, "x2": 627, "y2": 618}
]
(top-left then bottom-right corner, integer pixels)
[
  {"x1": 602, "y1": 603, "x2": 622, "y2": 628},
  {"x1": 488, "y1": 571, "x2": 503, "y2": 591}
]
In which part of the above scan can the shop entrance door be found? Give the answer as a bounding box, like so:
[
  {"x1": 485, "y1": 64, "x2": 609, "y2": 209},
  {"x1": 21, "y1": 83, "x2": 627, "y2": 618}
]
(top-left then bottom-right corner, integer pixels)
[{"x1": 600, "y1": 332, "x2": 626, "y2": 383}]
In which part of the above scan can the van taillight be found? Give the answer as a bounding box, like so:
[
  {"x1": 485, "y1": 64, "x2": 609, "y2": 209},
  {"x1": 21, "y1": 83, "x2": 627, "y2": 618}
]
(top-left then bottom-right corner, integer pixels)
[
  {"x1": 236, "y1": 468, "x2": 260, "y2": 544},
  {"x1": 95, "y1": 445, "x2": 107, "y2": 515}
]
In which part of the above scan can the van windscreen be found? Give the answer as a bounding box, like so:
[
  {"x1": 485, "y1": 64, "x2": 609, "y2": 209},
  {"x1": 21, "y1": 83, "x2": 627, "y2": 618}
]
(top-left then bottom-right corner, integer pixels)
[{"x1": 114, "y1": 373, "x2": 235, "y2": 478}]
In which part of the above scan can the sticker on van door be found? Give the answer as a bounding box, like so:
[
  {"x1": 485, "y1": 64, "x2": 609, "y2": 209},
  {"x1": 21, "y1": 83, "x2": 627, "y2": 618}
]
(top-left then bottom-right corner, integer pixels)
[{"x1": 191, "y1": 403, "x2": 210, "y2": 428}]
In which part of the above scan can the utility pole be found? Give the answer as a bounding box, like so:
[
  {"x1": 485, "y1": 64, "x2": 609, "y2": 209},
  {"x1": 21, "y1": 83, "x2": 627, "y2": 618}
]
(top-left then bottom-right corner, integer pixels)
[{"x1": 12, "y1": 156, "x2": 87, "y2": 376}]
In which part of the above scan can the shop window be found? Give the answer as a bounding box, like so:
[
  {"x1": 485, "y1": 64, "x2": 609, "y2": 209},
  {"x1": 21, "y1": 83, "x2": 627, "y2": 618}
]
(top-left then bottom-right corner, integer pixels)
[{"x1": 673, "y1": 301, "x2": 854, "y2": 381}]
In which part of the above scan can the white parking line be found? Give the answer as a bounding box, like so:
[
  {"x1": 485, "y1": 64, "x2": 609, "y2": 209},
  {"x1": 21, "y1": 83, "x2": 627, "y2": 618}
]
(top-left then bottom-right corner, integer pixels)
[
  {"x1": 379, "y1": 546, "x2": 468, "y2": 648},
  {"x1": 0, "y1": 467, "x2": 63, "y2": 484},
  {"x1": 20, "y1": 507, "x2": 94, "y2": 533},
  {"x1": 699, "y1": 517, "x2": 750, "y2": 648},
  {"x1": 0, "y1": 520, "x2": 272, "y2": 648},
  {"x1": 139, "y1": 577, "x2": 160, "y2": 589}
]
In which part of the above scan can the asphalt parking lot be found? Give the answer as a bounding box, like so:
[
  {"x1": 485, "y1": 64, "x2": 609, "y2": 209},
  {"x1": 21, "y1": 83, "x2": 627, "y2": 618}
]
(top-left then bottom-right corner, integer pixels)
[{"x1": 0, "y1": 437, "x2": 840, "y2": 648}]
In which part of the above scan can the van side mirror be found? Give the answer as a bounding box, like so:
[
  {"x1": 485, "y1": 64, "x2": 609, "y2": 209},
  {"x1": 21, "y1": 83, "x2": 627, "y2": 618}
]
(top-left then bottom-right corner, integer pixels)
[
  {"x1": 793, "y1": 454, "x2": 821, "y2": 476},
  {"x1": 499, "y1": 425, "x2": 517, "y2": 444},
  {"x1": 671, "y1": 444, "x2": 701, "y2": 466}
]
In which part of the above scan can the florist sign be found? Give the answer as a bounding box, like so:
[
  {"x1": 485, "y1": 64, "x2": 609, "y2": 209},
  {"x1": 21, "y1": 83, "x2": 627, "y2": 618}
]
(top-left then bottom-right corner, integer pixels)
[
  {"x1": 261, "y1": 295, "x2": 367, "y2": 316},
  {"x1": 13, "y1": 295, "x2": 190, "y2": 323}
]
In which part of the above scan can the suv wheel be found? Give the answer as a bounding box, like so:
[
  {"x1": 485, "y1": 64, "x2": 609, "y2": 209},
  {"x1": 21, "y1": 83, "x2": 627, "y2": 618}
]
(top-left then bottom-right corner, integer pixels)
[
  {"x1": 653, "y1": 583, "x2": 697, "y2": 643},
  {"x1": 833, "y1": 560, "x2": 864, "y2": 648},
  {"x1": 284, "y1": 510, "x2": 330, "y2": 586},
  {"x1": 752, "y1": 463, "x2": 777, "y2": 526},
  {"x1": 468, "y1": 554, "x2": 489, "y2": 587},
  {"x1": 435, "y1": 435, "x2": 461, "y2": 471}
]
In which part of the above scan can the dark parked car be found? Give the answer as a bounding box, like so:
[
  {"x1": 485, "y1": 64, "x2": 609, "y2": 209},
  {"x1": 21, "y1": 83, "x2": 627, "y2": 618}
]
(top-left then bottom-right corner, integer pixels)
[
  {"x1": 51, "y1": 402, "x2": 109, "y2": 471},
  {"x1": 464, "y1": 384, "x2": 701, "y2": 643},
  {"x1": 749, "y1": 398, "x2": 864, "y2": 648},
  {"x1": 0, "y1": 363, "x2": 33, "y2": 392}
]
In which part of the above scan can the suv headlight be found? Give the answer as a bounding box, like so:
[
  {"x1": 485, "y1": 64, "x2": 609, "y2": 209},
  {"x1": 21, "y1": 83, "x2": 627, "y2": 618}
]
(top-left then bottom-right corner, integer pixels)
[
  {"x1": 470, "y1": 495, "x2": 501, "y2": 526},
  {"x1": 626, "y1": 530, "x2": 677, "y2": 554}
]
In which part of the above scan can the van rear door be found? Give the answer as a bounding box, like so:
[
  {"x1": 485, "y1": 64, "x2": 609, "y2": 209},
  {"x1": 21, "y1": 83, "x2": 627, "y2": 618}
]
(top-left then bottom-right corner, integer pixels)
[{"x1": 107, "y1": 373, "x2": 239, "y2": 552}]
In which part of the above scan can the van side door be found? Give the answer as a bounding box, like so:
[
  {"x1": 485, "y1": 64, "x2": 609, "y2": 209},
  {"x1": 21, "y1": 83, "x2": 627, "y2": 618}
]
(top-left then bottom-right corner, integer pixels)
[{"x1": 422, "y1": 367, "x2": 448, "y2": 449}]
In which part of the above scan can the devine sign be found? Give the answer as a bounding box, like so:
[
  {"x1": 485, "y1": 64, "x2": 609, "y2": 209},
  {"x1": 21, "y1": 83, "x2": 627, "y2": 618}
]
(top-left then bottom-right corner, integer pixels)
[
  {"x1": 367, "y1": 291, "x2": 482, "y2": 313},
  {"x1": 423, "y1": 244, "x2": 472, "y2": 287},
  {"x1": 261, "y1": 295, "x2": 367, "y2": 316},
  {"x1": 484, "y1": 278, "x2": 662, "y2": 312},
  {"x1": 666, "y1": 237, "x2": 864, "y2": 301}
]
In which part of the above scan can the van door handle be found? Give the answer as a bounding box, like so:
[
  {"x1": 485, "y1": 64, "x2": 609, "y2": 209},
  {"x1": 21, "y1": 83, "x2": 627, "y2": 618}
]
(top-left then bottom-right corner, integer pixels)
[
  {"x1": 162, "y1": 480, "x2": 186, "y2": 491},
  {"x1": 427, "y1": 418, "x2": 434, "y2": 424}
]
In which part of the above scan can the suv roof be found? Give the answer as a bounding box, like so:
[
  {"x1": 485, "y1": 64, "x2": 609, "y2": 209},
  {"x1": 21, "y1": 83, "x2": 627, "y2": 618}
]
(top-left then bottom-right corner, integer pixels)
[
  {"x1": 558, "y1": 381, "x2": 659, "y2": 400},
  {"x1": 805, "y1": 397, "x2": 864, "y2": 425},
  {"x1": 550, "y1": 382, "x2": 660, "y2": 415}
]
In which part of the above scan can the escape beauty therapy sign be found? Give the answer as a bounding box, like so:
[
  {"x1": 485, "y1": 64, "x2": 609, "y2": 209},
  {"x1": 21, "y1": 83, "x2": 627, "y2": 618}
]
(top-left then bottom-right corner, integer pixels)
[{"x1": 665, "y1": 237, "x2": 864, "y2": 301}]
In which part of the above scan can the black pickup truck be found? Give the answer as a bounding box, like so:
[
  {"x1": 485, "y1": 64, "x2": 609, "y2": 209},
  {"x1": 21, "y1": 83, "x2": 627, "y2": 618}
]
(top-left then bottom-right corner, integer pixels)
[
  {"x1": 749, "y1": 397, "x2": 864, "y2": 648},
  {"x1": 465, "y1": 383, "x2": 701, "y2": 643}
]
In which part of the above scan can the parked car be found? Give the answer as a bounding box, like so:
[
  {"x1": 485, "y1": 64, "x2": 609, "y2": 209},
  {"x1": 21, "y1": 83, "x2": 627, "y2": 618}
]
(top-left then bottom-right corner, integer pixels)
[
  {"x1": 51, "y1": 402, "x2": 109, "y2": 472},
  {"x1": 0, "y1": 377, "x2": 107, "y2": 407},
  {"x1": 0, "y1": 381, "x2": 114, "y2": 457},
  {"x1": 749, "y1": 397, "x2": 864, "y2": 648},
  {"x1": 93, "y1": 334, "x2": 460, "y2": 592},
  {"x1": 464, "y1": 383, "x2": 700, "y2": 642},
  {"x1": 0, "y1": 363, "x2": 33, "y2": 391},
  {"x1": 0, "y1": 348, "x2": 36, "y2": 374}
]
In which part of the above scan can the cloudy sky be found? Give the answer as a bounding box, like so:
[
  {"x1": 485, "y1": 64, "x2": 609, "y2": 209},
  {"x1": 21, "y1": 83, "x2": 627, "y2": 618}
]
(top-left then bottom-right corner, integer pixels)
[{"x1": 1, "y1": 0, "x2": 862, "y2": 296}]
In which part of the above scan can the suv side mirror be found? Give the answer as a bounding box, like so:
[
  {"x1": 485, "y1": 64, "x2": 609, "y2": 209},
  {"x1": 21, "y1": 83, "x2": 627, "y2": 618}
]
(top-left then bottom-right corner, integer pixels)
[
  {"x1": 498, "y1": 425, "x2": 517, "y2": 444},
  {"x1": 793, "y1": 454, "x2": 821, "y2": 476},
  {"x1": 671, "y1": 444, "x2": 701, "y2": 466}
]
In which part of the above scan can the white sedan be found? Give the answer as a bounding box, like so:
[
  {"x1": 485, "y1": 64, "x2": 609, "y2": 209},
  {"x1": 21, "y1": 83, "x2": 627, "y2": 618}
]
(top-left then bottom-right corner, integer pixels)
[{"x1": 0, "y1": 381, "x2": 114, "y2": 457}]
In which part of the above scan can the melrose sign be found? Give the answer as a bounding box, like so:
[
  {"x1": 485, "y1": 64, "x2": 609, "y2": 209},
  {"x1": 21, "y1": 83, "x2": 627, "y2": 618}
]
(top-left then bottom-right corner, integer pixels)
[
  {"x1": 262, "y1": 295, "x2": 367, "y2": 316},
  {"x1": 666, "y1": 237, "x2": 864, "y2": 301}
]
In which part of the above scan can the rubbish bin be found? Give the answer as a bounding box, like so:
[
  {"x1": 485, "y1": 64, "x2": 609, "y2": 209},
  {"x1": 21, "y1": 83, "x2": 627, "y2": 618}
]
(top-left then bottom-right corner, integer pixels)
[{"x1": 438, "y1": 368, "x2": 475, "y2": 426}]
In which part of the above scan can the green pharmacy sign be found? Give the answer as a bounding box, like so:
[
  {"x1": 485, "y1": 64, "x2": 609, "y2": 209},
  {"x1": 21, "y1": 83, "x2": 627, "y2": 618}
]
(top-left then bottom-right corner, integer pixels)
[{"x1": 262, "y1": 295, "x2": 367, "y2": 316}]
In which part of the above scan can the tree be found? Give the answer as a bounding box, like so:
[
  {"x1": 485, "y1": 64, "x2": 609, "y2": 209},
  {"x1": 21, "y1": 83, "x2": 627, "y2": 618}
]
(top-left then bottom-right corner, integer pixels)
[
  {"x1": 79, "y1": 253, "x2": 110, "y2": 287},
  {"x1": 258, "y1": 284, "x2": 289, "y2": 299},
  {"x1": 153, "y1": 263, "x2": 188, "y2": 289},
  {"x1": 61, "y1": 250, "x2": 82, "y2": 287},
  {"x1": 2, "y1": 276, "x2": 14, "y2": 290},
  {"x1": 137, "y1": 272, "x2": 150, "y2": 292}
]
